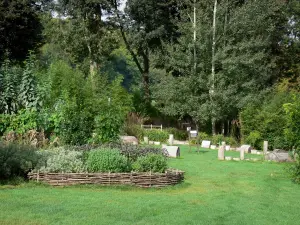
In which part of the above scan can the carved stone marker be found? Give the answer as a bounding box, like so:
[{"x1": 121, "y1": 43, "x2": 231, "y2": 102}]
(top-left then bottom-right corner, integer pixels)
[
  {"x1": 237, "y1": 145, "x2": 252, "y2": 153},
  {"x1": 263, "y1": 141, "x2": 268, "y2": 155},
  {"x1": 240, "y1": 148, "x2": 245, "y2": 160},
  {"x1": 265, "y1": 150, "x2": 292, "y2": 162},
  {"x1": 201, "y1": 140, "x2": 211, "y2": 149},
  {"x1": 144, "y1": 136, "x2": 149, "y2": 144},
  {"x1": 163, "y1": 146, "x2": 180, "y2": 158},
  {"x1": 218, "y1": 145, "x2": 225, "y2": 160},
  {"x1": 168, "y1": 134, "x2": 174, "y2": 145}
]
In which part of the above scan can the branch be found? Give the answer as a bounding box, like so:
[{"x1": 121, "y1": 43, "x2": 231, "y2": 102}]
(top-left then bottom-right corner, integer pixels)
[{"x1": 113, "y1": 1, "x2": 144, "y2": 74}]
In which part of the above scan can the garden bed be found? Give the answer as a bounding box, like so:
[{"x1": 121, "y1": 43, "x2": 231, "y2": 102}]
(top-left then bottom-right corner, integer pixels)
[{"x1": 28, "y1": 169, "x2": 184, "y2": 188}]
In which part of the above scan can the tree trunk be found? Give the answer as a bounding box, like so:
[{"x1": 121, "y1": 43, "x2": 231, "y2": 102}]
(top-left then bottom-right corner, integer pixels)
[
  {"x1": 210, "y1": 0, "x2": 218, "y2": 136},
  {"x1": 142, "y1": 49, "x2": 150, "y2": 102},
  {"x1": 212, "y1": 118, "x2": 216, "y2": 136},
  {"x1": 193, "y1": 0, "x2": 197, "y2": 73}
]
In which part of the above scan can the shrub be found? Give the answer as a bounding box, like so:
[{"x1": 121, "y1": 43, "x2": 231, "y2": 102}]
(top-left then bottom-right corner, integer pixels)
[
  {"x1": 59, "y1": 97, "x2": 95, "y2": 145},
  {"x1": 211, "y1": 134, "x2": 224, "y2": 145},
  {"x1": 37, "y1": 148, "x2": 86, "y2": 173},
  {"x1": 240, "y1": 91, "x2": 292, "y2": 150},
  {"x1": 284, "y1": 94, "x2": 300, "y2": 183},
  {"x1": 123, "y1": 124, "x2": 144, "y2": 140},
  {"x1": 144, "y1": 130, "x2": 169, "y2": 143},
  {"x1": 87, "y1": 148, "x2": 131, "y2": 172},
  {"x1": 224, "y1": 136, "x2": 238, "y2": 147},
  {"x1": 166, "y1": 128, "x2": 188, "y2": 141},
  {"x1": 132, "y1": 154, "x2": 168, "y2": 173},
  {"x1": 0, "y1": 143, "x2": 40, "y2": 180},
  {"x1": 93, "y1": 108, "x2": 123, "y2": 144},
  {"x1": 245, "y1": 131, "x2": 262, "y2": 149},
  {"x1": 198, "y1": 132, "x2": 210, "y2": 142},
  {"x1": 118, "y1": 144, "x2": 168, "y2": 162}
]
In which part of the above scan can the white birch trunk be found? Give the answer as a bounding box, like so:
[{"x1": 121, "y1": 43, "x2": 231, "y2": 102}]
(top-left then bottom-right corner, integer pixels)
[{"x1": 210, "y1": 0, "x2": 218, "y2": 135}]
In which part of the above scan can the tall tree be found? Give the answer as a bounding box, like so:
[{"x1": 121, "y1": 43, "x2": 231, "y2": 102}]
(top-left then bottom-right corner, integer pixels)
[
  {"x1": 0, "y1": 0, "x2": 43, "y2": 61},
  {"x1": 115, "y1": 0, "x2": 179, "y2": 102},
  {"x1": 52, "y1": 0, "x2": 119, "y2": 77},
  {"x1": 153, "y1": 0, "x2": 287, "y2": 134}
]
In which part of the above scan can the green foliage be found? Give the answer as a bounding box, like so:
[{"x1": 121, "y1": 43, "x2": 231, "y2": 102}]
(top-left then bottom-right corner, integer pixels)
[
  {"x1": 198, "y1": 132, "x2": 210, "y2": 142},
  {"x1": 144, "y1": 130, "x2": 169, "y2": 143},
  {"x1": 0, "y1": 56, "x2": 40, "y2": 114},
  {"x1": 224, "y1": 136, "x2": 239, "y2": 147},
  {"x1": 166, "y1": 128, "x2": 188, "y2": 141},
  {"x1": 0, "y1": 143, "x2": 40, "y2": 179},
  {"x1": 0, "y1": 0, "x2": 42, "y2": 61},
  {"x1": 7, "y1": 109, "x2": 38, "y2": 135},
  {"x1": 211, "y1": 135, "x2": 224, "y2": 146},
  {"x1": 123, "y1": 124, "x2": 144, "y2": 141},
  {"x1": 245, "y1": 131, "x2": 262, "y2": 149},
  {"x1": 87, "y1": 148, "x2": 130, "y2": 173},
  {"x1": 38, "y1": 148, "x2": 86, "y2": 173},
  {"x1": 132, "y1": 154, "x2": 168, "y2": 173},
  {"x1": 59, "y1": 96, "x2": 94, "y2": 145},
  {"x1": 240, "y1": 91, "x2": 292, "y2": 149},
  {"x1": 284, "y1": 94, "x2": 300, "y2": 183},
  {"x1": 93, "y1": 110, "x2": 122, "y2": 143}
]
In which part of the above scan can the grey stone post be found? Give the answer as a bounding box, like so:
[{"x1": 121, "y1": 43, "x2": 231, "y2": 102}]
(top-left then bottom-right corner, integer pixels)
[
  {"x1": 263, "y1": 141, "x2": 268, "y2": 155},
  {"x1": 240, "y1": 148, "x2": 245, "y2": 160},
  {"x1": 144, "y1": 136, "x2": 149, "y2": 144},
  {"x1": 169, "y1": 134, "x2": 174, "y2": 145},
  {"x1": 218, "y1": 146, "x2": 225, "y2": 160}
]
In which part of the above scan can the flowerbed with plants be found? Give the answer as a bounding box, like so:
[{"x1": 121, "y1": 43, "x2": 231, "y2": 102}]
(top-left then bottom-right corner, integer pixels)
[{"x1": 0, "y1": 142, "x2": 184, "y2": 187}]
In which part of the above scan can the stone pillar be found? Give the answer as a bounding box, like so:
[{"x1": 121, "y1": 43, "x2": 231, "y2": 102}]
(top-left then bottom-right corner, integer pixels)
[
  {"x1": 169, "y1": 134, "x2": 174, "y2": 146},
  {"x1": 240, "y1": 148, "x2": 245, "y2": 160},
  {"x1": 263, "y1": 141, "x2": 268, "y2": 155},
  {"x1": 222, "y1": 141, "x2": 226, "y2": 147},
  {"x1": 218, "y1": 146, "x2": 225, "y2": 160},
  {"x1": 144, "y1": 136, "x2": 149, "y2": 144}
]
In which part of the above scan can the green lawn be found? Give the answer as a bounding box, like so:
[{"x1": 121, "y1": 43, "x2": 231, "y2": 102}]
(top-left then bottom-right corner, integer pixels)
[{"x1": 1, "y1": 146, "x2": 300, "y2": 225}]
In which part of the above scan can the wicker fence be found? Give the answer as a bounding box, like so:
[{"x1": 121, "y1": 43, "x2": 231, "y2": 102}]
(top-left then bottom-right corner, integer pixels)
[{"x1": 28, "y1": 169, "x2": 184, "y2": 188}]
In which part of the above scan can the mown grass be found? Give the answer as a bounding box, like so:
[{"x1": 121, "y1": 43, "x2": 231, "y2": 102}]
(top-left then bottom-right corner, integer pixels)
[{"x1": 0, "y1": 146, "x2": 299, "y2": 225}]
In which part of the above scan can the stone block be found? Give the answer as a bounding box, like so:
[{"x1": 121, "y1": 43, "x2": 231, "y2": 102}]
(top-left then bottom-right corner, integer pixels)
[
  {"x1": 237, "y1": 145, "x2": 252, "y2": 153},
  {"x1": 201, "y1": 140, "x2": 211, "y2": 148},
  {"x1": 163, "y1": 146, "x2": 180, "y2": 158},
  {"x1": 210, "y1": 145, "x2": 217, "y2": 149},
  {"x1": 120, "y1": 136, "x2": 138, "y2": 145}
]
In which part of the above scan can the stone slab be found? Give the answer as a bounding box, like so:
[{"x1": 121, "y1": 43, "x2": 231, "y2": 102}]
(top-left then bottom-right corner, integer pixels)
[
  {"x1": 237, "y1": 145, "x2": 252, "y2": 153},
  {"x1": 225, "y1": 156, "x2": 232, "y2": 161},
  {"x1": 201, "y1": 140, "x2": 211, "y2": 148},
  {"x1": 265, "y1": 150, "x2": 292, "y2": 162},
  {"x1": 163, "y1": 146, "x2": 180, "y2": 158},
  {"x1": 210, "y1": 145, "x2": 217, "y2": 149},
  {"x1": 120, "y1": 136, "x2": 138, "y2": 145}
]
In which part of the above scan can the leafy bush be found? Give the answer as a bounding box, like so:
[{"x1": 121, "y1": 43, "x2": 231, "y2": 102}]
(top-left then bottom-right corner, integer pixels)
[
  {"x1": 0, "y1": 143, "x2": 40, "y2": 179},
  {"x1": 37, "y1": 147, "x2": 86, "y2": 173},
  {"x1": 166, "y1": 128, "x2": 188, "y2": 140},
  {"x1": 240, "y1": 90, "x2": 292, "y2": 150},
  {"x1": 132, "y1": 154, "x2": 168, "y2": 173},
  {"x1": 93, "y1": 108, "x2": 123, "y2": 144},
  {"x1": 211, "y1": 134, "x2": 224, "y2": 145},
  {"x1": 224, "y1": 136, "x2": 238, "y2": 147},
  {"x1": 245, "y1": 131, "x2": 262, "y2": 149},
  {"x1": 118, "y1": 144, "x2": 168, "y2": 162},
  {"x1": 144, "y1": 130, "x2": 169, "y2": 142},
  {"x1": 123, "y1": 124, "x2": 144, "y2": 140},
  {"x1": 284, "y1": 94, "x2": 300, "y2": 183},
  {"x1": 87, "y1": 148, "x2": 131, "y2": 172},
  {"x1": 198, "y1": 132, "x2": 210, "y2": 142}
]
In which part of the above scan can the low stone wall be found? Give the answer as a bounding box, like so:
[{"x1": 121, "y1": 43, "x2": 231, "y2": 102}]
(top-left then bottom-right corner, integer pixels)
[{"x1": 28, "y1": 169, "x2": 184, "y2": 188}]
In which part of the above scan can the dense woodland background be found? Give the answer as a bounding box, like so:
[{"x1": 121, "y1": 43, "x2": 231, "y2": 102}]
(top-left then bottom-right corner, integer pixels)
[{"x1": 0, "y1": 0, "x2": 300, "y2": 151}]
